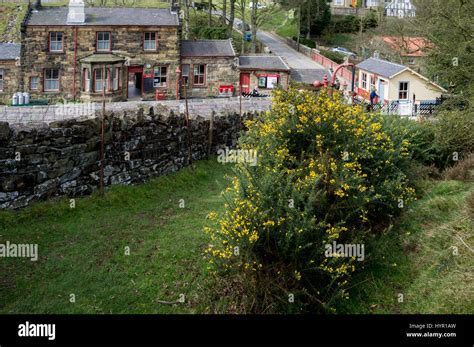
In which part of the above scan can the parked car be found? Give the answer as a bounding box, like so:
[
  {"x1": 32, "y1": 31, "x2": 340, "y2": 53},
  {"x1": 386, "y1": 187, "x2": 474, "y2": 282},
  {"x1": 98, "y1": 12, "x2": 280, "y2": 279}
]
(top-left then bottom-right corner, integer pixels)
[
  {"x1": 331, "y1": 47, "x2": 357, "y2": 59},
  {"x1": 237, "y1": 22, "x2": 251, "y2": 31},
  {"x1": 249, "y1": 2, "x2": 267, "y2": 9}
]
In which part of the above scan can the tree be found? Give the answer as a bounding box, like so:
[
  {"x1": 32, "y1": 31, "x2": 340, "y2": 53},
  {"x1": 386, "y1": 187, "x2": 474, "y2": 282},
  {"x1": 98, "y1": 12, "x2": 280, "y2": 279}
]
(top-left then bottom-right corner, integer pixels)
[
  {"x1": 228, "y1": 0, "x2": 236, "y2": 38},
  {"x1": 237, "y1": 0, "x2": 248, "y2": 53},
  {"x1": 208, "y1": 0, "x2": 213, "y2": 27},
  {"x1": 411, "y1": 0, "x2": 474, "y2": 96},
  {"x1": 222, "y1": 0, "x2": 227, "y2": 26}
]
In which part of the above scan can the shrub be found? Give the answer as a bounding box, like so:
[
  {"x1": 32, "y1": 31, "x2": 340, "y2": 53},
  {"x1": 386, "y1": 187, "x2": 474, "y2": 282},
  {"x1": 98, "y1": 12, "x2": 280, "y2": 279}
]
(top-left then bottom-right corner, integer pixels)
[
  {"x1": 319, "y1": 49, "x2": 346, "y2": 64},
  {"x1": 191, "y1": 26, "x2": 228, "y2": 40},
  {"x1": 443, "y1": 153, "x2": 474, "y2": 181},
  {"x1": 292, "y1": 36, "x2": 316, "y2": 48},
  {"x1": 434, "y1": 106, "x2": 474, "y2": 165},
  {"x1": 205, "y1": 89, "x2": 416, "y2": 313}
]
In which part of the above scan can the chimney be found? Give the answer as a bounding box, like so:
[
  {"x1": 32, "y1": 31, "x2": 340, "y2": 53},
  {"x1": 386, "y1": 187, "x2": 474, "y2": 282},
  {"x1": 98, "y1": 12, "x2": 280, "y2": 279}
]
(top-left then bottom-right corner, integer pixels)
[
  {"x1": 67, "y1": 0, "x2": 86, "y2": 24},
  {"x1": 373, "y1": 51, "x2": 380, "y2": 59},
  {"x1": 33, "y1": 0, "x2": 41, "y2": 10}
]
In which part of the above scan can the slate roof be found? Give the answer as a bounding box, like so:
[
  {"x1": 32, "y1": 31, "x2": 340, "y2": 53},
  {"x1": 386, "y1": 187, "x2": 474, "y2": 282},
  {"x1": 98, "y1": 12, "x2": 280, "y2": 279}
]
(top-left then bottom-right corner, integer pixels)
[
  {"x1": 27, "y1": 7, "x2": 179, "y2": 26},
  {"x1": 239, "y1": 55, "x2": 290, "y2": 71},
  {"x1": 290, "y1": 69, "x2": 328, "y2": 85},
  {"x1": 181, "y1": 40, "x2": 236, "y2": 57},
  {"x1": 356, "y1": 57, "x2": 407, "y2": 78},
  {"x1": 0, "y1": 43, "x2": 21, "y2": 60}
]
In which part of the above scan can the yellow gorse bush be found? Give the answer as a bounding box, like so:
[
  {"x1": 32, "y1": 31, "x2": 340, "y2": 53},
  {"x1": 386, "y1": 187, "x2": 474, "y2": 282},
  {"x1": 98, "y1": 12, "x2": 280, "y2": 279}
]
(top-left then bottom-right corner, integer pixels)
[{"x1": 204, "y1": 88, "x2": 416, "y2": 313}]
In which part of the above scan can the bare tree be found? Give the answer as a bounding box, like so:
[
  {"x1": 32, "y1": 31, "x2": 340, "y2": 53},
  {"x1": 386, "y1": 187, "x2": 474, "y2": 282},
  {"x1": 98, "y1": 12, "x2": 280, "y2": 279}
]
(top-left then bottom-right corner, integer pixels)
[
  {"x1": 222, "y1": 0, "x2": 227, "y2": 26},
  {"x1": 208, "y1": 0, "x2": 212, "y2": 26},
  {"x1": 228, "y1": 0, "x2": 236, "y2": 38},
  {"x1": 238, "y1": 0, "x2": 248, "y2": 54}
]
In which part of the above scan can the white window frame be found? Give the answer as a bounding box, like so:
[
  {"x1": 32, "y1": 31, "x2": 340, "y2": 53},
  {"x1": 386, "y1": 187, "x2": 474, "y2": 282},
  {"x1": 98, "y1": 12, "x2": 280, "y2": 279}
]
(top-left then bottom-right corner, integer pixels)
[
  {"x1": 144, "y1": 32, "x2": 157, "y2": 51},
  {"x1": 94, "y1": 68, "x2": 109, "y2": 92},
  {"x1": 84, "y1": 68, "x2": 91, "y2": 92},
  {"x1": 398, "y1": 81, "x2": 409, "y2": 100},
  {"x1": 193, "y1": 64, "x2": 206, "y2": 86},
  {"x1": 30, "y1": 76, "x2": 39, "y2": 90},
  {"x1": 361, "y1": 72, "x2": 368, "y2": 90},
  {"x1": 44, "y1": 68, "x2": 60, "y2": 91},
  {"x1": 97, "y1": 32, "x2": 111, "y2": 52},
  {"x1": 49, "y1": 32, "x2": 63, "y2": 52},
  {"x1": 112, "y1": 67, "x2": 119, "y2": 91},
  {"x1": 153, "y1": 66, "x2": 168, "y2": 88}
]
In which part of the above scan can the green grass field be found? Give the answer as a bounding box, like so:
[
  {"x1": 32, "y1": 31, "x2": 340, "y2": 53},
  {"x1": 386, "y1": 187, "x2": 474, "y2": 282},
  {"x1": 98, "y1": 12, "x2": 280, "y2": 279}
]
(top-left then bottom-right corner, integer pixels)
[
  {"x1": 0, "y1": 160, "x2": 233, "y2": 314},
  {"x1": 337, "y1": 177, "x2": 474, "y2": 314},
  {"x1": 1, "y1": 159, "x2": 472, "y2": 314}
]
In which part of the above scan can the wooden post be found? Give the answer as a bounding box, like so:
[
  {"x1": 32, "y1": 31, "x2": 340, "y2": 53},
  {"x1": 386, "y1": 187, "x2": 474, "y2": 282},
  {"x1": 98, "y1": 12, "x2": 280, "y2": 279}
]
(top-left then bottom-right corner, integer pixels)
[
  {"x1": 208, "y1": 112, "x2": 214, "y2": 157},
  {"x1": 183, "y1": 77, "x2": 192, "y2": 167},
  {"x1": 100, "y1": 66, "x2": 105, "y2": 197}
]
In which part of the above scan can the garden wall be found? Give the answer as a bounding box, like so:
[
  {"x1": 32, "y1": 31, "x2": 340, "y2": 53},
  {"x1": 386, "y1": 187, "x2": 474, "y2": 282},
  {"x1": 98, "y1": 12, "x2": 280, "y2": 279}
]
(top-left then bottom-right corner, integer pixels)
[{"x1": 0, "y1": 106, "x2": 254, "y2": 209}]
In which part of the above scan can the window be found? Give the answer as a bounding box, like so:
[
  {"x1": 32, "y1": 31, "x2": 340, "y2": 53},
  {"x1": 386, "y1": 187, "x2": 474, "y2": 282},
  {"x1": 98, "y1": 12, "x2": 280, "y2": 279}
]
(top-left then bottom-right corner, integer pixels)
[
  {"x1": 94, "y1": 68, "x2": 109, "y2": 92},
  {"x1": 399, "y1": 81, "x2": 409, "y2": 99},
  {"x1": 361, "y1": 72, "x2": 367, "y2": 90},
  {"x1": 144, "y1": 32, "x2": 157, "y2": 51},
  {"x1": 181, "y1": 64, "x2": 190, "y2": 85},
  {"x1": 0, "y1": 69, "x2": 3, "y2": 92},
  {"x1": 367, "y1": 0, "x2": 378, "y2": 6},
  {"x1": 257, "y1": 75, "x2": 280, "y2": 89},
  {"x1": 370, "y1": 74, "x2": 376, "y2": 90},
  {"x1": 193, "y1": 64, "x2": 206, "y2": 86},
  {"x1": 112, "y1": 67, "x2": 120, "y2": 91},
  {"x1": 30, "y1": 76, "x2": 39, "y2": 90},
  {"x1": 97, "y1": 32, "x2": 111, "y2": 52},
  {"x1": 49, "y1": 32, "x2": 63, "y2": 52},
  {"x1": 84, "y1": 69, "x2": 91, "y2": 92},
  {"x1": 153, "y1": 66, "x2": 167, "y2": 87},
  {"x1": 44, "y1": 68, "x2": 59, "y2": 91},
  {"x1": 334, "y1": 0, "x2": 343, "y2": 5}
]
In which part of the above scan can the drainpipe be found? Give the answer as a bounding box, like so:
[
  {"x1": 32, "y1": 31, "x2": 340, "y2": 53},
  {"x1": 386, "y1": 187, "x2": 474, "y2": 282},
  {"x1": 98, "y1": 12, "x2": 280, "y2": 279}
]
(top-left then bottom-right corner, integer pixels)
[{"x1": 73, "y1": 26, "x2": 78, "y2": 101}]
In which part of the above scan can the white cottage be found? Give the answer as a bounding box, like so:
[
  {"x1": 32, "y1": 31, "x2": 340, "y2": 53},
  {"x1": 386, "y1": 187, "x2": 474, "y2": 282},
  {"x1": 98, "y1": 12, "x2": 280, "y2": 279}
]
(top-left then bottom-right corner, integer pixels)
[{"x1": 356, "y1": 56, "x2": 446, "y2": 116}]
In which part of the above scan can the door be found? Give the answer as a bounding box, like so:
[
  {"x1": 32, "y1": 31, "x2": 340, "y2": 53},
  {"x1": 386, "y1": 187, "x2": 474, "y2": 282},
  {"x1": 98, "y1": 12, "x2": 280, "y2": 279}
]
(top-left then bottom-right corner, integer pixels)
[
  {"x1": 240, "y1": 73, "x2": 251, "y2": 94},
  {"x1": 127, "y1": 66, "x2": 143, "y2": 99},
  {"x1": 378, "y1": 79, "x2": 386, "y2": 103}
]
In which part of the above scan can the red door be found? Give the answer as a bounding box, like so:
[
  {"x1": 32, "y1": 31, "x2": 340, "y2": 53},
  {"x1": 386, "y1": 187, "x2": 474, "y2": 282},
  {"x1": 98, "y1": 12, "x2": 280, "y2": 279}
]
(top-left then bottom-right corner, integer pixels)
[{"x1": 240, "y1": 73, "x2": 251, "y2": 94}]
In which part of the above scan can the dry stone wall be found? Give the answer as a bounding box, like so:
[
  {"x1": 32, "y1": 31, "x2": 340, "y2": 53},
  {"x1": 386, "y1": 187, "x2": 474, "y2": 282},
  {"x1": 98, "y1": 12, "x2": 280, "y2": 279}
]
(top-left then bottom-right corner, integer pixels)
[{"x1": 0, "y1": 106, "x2": 255, "y2": 209}]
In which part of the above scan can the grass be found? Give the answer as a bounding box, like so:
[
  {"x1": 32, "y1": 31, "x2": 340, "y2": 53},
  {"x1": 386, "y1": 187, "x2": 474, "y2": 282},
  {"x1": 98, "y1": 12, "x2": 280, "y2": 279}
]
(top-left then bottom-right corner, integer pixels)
[
  {"x1": 336, "y1": 175, "x2": 474, "y2": 314},
  {"x1": 0, "y1": 3, "x2": 28, "y2": 42},
  {"x1": 1, "y1": 155, "x2": 472, "y2": 314},
  {"x1": 0, "y1": 159, "x2": 233, "y2": 314}
]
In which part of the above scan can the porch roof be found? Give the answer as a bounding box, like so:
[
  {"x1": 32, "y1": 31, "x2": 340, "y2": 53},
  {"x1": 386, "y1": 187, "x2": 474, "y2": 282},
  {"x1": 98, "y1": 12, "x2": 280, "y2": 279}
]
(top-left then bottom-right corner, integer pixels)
[
  {"x1": 80, "y1": 53, "x2": 125, "y2": 64},
  {"x1": 239, "y1": 55, "x2": 290, "y2": 72}
]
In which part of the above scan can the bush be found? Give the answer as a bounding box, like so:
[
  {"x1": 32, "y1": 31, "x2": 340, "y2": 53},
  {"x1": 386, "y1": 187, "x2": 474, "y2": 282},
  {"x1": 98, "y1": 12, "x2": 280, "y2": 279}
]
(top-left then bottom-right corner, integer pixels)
[
  {"x1": 191, "y1": 26, "x2": 228, "y2": 40},
  {"x1": 205, "y1": 89, "x2": 416, "y2": 313},
  {"x1": 319, "y1": 49, "x2": 346, "y2": 64},
  {"x1": 434, "y1": 106, "x2": 474, "y2": 165},
  {"x1": 292, "y1": 36, "x2": 316, "y2": 48}
]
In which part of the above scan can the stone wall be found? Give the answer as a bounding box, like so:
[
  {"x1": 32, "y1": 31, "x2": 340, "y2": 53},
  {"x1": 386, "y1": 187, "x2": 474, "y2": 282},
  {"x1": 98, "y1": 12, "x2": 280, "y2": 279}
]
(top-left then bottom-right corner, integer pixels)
[
  {"x1": 0, "y1": 106, "x2": 256, "y2": 209},
  {"x1": 181, "y1": 57, "x2": 239, "y2": 99},
  {"x1": 0, "y1": 60, "x2": 20, "y2": 100}
]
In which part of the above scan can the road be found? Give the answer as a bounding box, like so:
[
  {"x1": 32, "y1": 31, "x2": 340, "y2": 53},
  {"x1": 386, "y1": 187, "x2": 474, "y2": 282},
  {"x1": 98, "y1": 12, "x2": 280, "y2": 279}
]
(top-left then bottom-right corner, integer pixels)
[{"x1": 220, "y1": 13, "x2": 328, "y2": 84}]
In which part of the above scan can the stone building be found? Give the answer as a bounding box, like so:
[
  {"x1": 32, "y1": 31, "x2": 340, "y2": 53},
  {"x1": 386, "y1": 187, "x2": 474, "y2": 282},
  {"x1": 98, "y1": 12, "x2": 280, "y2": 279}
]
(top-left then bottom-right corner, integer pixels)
[
  {"x1": 20, "y1": 0, "x2": 181, "y2": 102},
  {"x1": 180, "y1": 40, "x2": 238, "y2": 98},
  {"x1": 238, "y1": 55, "x2": 290, "y2": 93},
  {"x1": 0, "y1": 43, "x2": 21, "y2": 101}
]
